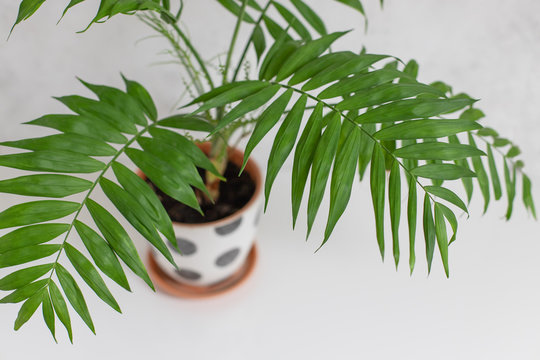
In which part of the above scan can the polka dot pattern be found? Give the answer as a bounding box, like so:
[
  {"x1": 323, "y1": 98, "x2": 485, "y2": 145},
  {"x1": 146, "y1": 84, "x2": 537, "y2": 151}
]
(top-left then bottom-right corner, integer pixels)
[
  {"x1": 175, "y1": 238, "x2": 197, "y2": 256},
  {"x1": 176, "y1": 268, "x2": 201, "y2": 281},
  {"x1": 215, "y1": 217, "x2": 242, "y2": 236},
  {"x1": 215, "y1": 248, "x2": 240, "y2": 267}
]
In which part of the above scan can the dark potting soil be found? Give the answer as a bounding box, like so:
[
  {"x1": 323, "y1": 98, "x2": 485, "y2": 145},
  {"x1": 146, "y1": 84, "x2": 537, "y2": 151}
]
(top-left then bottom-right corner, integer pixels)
[{"x1": 146, "y1": 162, "x2": 255, "y2": 224}]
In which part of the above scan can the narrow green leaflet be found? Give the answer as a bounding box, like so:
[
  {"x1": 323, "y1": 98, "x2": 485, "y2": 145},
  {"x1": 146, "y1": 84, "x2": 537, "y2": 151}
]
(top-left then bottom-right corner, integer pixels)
[
  {"x1": 157, "y1": 115, "x2": 214, "y2": 133},
  {"x1": 356, "y1": 98, "x2": 475, "y2": 124},
  {"x1": 0, "y1": 151, "x2": 105, "y2": 173},
  {"x1": 0, "y1": 201, "x2": 79, "y2": 229},
  {"x1": 477, "y1": 127, "x2": 499, "y2": 137},
  {"x1": 86, "y1": 199, "x2": 154, "y2": 290},
  {"x1": 307, "y1": 112, "x2": 341, "y2": 237},
  {"x1": 318, "y1": 69, "x2": 402, "y2": 99},
  {"x1": 26, "y1": 114, "x2": 128, "y2": 144},
  {"x1": 487, "y1": 145, "x2": 502, "y2": 200},
  {"x1": 42, "y1": 292, "x2": 56, "y2": 342},
  {"x1": 468, "y1": 133, "x2": 490, "y2": 213},
  {"x1": 336, "y1": 83, "x2": 444, "y2": 111},
  {"x1": 423, "y1": 195, "x2": 436, "y2": 273},
  {"x1": 523, "y1": 174, "x2": 537, "y2": 219},
  {"x1": 188, "y1": 80, "x2": 252, "y2": 105},
  {"x1": 358, "y1": 123, "x2": 376, "y2": 180},
  {"x1": 373, "y1": 119, "x2": 482, "y2": 141},
  {"x1": 99, "y1": 177, "x2": 174, "y2": 266},
  {"x1": 290, "y1": 0, "x2": 327, "y2": 35},
  {"x1": 323, "y1": 126, "x2": 362, "y2": 244},
  {"x1": 448, "y1": 135, "x2": 473, "y2": 203},
  {"x1": 0, "y1": 245, "x2": 59, "y2": 269},
  {"x1": 74, "y1": 220, "x2": 130, "y2": 291},
  {"x1": 193, "y1": 81, "x2": 269, "y2": 114},
  {"x1": 272, "y1": 2, "x2": 312, "y2": 41},
  {"x1": 0, "y1": 223, "x2": 68, "y2": 254},
  {"x1": 407, "y1": 175, "x2": 417, "y2": 274},
  {"x1": 401, "y1": 60, "x2": 419, "y2": 81},
  {"x1": 303, "y1": 54, "x2": 388, "y2": 91},
  {"x1": 55, "y1": 95, "x2": 137, "y2": 135},
  {"x1": 217, "y1": 0, "x2": 256, "y2": 23},
  {"x1": 111, "y1": 162, "x2": 175, "y2": 246},
  {"x1": 0, "y1": 174, "x2": 92, "y2": 198},
  {"x1": 64, "y1": 243, "x2": 121, "y2": 313},
  {"x1": 263, "y1": 15, "x2": 293, "y2": 41},
  {"x1": 507, "y1": 146, "x2": 521, "y2": 158},
  {"x1": 14, "y1": 289, "x2": 45, "y2": 331},
  {"x1": 276, "y1": 31, "x2": 348, "y2": 81},
  {"x1": 137, "y1": 137, "x2": 209, "y2": 198},
  {"x1": 410, "y1": 164, "x2": 476, "y2": 180},
  {"x1": 251, "y1": 24, "x2": 266, "y2": 61},
  {"x1": 11, "y1": 0, "x2": 46, "y2": 32},
  {"x1": 388, "y1": 160, "x2": 401, "y2": 267},
  {"x1": 292, "y1": 103, "x2": 324, "y2": 227},
  {"x1": 335, "y1": 0, "x2": 365, "y2": 14},
  {"x1": 80, "y1": 79, "x2": 147, "y2": 126},
  {"x1": 214, "y1": 84, "x2": 281, "y2": 133},
  {"x1": 122, "y1": 75, "x2": 158, "y2": 121},
  {"x1": 504, "y1": 159, "x2": 516, "y2": 220},
  {"x1": 242, "y1": 89, "x2": 293, "y2": 171},
  {"x1": 370, "y1": 145, "x2": 386, "y2": 259},
  {"x1": 424, "y1": 186, "x2": 469, "y2": 214},
  {"x1": 0, "y1": 264, "x2": 53, "y2": 291},
  {"x1": 0, "y1": 279, "x2": 48, "y2": 304},
  {"x1": 56, "y1": 264, "x2": 95, "y2": 334},
  {"x1": 49, "y1": 281, "x2": 72, "y2": 343},
  {"x1": 1, "y1": 134, "x2": 116, "y2": 156},
  {"x1": 125, "y1": 148, "x2": 201, "y2": 213},
  {"x1": 394, "y1": 142, "x2": 485, "y2": 161},
  {"x1": 433, "y1": 203, "x2": 449, "y2": 277},
  {"x1": 265, "y1": 95, "x2": 307, "y2": 207},
  {"x1": 148, "y1": 128, "x2": 222, "y2": 178},
  {"x1": 437, "y1": 203, "x2": 458, "y2": 244},
  {"x1": 261, "y1": 40, "x2": 302, "y2": 80},
  {"x1": 288, "y1": 51, "x2": 356, "y2": 86},
  {"x1": 460, "y1": 107, "x2": 485, "y2": 121}
]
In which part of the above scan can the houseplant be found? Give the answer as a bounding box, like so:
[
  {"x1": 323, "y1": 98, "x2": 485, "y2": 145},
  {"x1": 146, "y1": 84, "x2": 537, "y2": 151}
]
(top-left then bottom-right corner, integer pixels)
[{"x1": 0, "y1": 0, "x2": 535, "y2": 342}]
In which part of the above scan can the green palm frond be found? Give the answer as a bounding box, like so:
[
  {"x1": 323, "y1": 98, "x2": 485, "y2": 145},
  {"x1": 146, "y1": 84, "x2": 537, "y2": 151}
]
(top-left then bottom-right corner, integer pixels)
[
  {"x1": 0, "y1": 77, "x2": 219, "y2": 341},
  {"x1": 188, "y1": 32, "x2": 536, "y2": 276}
]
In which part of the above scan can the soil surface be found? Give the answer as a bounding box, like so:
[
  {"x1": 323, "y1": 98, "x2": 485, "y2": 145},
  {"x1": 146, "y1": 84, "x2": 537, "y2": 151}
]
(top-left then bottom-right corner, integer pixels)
[{"x1": 147, "y1": 162, "x2": 255, "y2": 224}]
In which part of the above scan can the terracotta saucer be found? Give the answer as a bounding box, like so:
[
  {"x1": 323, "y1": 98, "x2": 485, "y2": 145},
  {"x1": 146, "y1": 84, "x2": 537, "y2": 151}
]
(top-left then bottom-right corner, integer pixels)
[{"x1": 147, "y1": 244, "x2": 258, "y2": 299}]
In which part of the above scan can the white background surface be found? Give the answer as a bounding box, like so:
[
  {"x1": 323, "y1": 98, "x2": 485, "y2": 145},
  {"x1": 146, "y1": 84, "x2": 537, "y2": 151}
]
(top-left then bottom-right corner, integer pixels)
[{"x1": 1, "y1": 0, "x2": 540, "y2": 359}]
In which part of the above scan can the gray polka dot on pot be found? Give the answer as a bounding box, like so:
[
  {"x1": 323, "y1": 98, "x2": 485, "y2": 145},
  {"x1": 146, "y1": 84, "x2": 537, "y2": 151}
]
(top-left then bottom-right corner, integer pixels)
[
  {"x1": 175, "y1": 268, "x2": 201, "y2": 281},
  {"x1": 215, "y1": 248, "x2": 240, "y2": 267},
  {"x1": 169, "y1": 238, "x2": 197, "y2": 256},
  {"x1": 215, "y1": 217, "x2": 242, "y2": 236}
]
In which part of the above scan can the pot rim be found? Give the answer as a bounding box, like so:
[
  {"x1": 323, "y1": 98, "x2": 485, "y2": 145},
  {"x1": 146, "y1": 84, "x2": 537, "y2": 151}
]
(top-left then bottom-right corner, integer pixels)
[{"x1": 139, "y1": 142, "x2": 262, "y2": 229}]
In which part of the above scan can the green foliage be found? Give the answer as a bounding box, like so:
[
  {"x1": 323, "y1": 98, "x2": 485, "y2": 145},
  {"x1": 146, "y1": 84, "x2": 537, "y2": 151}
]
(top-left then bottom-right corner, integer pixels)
[
  {"x1": 2, "y1": 0, "x2": 535, "y2": 342},
  {"x1": 0, "y1": 78, "x2": 208, "y2": 340}
]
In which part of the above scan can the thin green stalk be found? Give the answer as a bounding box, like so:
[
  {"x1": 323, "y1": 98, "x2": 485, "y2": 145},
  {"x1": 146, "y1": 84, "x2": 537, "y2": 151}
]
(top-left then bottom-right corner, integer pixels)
[
  {"x1": 223, "y1": 0, "x2": 249, "y2": 84},
  {"x1": 140, "y1": 14, "x2": 205, "y2": 96},
  {"x1": 170, "y1": 21, "x2": 215, "y2": 90},
  {"x1": 232, "y1": 0, "x2": 273, "y2": 82}
]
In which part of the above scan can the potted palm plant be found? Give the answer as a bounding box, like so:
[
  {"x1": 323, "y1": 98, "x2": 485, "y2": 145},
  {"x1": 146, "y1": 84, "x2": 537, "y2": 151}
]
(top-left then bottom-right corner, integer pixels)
[{"x1": 0, "y1": 0, "x2": 535, "y2": 342}]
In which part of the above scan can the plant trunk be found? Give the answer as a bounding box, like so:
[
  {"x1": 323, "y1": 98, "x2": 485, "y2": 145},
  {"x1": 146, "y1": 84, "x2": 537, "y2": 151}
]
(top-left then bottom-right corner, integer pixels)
[{"x1": 204, "y1": 135, "x2": 229, "y2": 203}]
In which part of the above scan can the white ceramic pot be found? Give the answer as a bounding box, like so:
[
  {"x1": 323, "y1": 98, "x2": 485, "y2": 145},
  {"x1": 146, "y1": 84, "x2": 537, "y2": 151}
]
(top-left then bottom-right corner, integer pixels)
[{"x1": 153, "y1": 145, "x2": 263, "y2": 287}]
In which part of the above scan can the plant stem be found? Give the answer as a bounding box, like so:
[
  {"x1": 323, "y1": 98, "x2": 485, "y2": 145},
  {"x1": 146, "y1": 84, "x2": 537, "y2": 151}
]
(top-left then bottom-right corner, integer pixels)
[
  {"x1": 231, "y1": 0, "x2": 273, "y2": 82},
  {"x1": 169, "y1": 21, "x2": 215, "y2": 90},
  {"x1": 222, "y1": 0, "x2": 249, "y2": 84}
]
